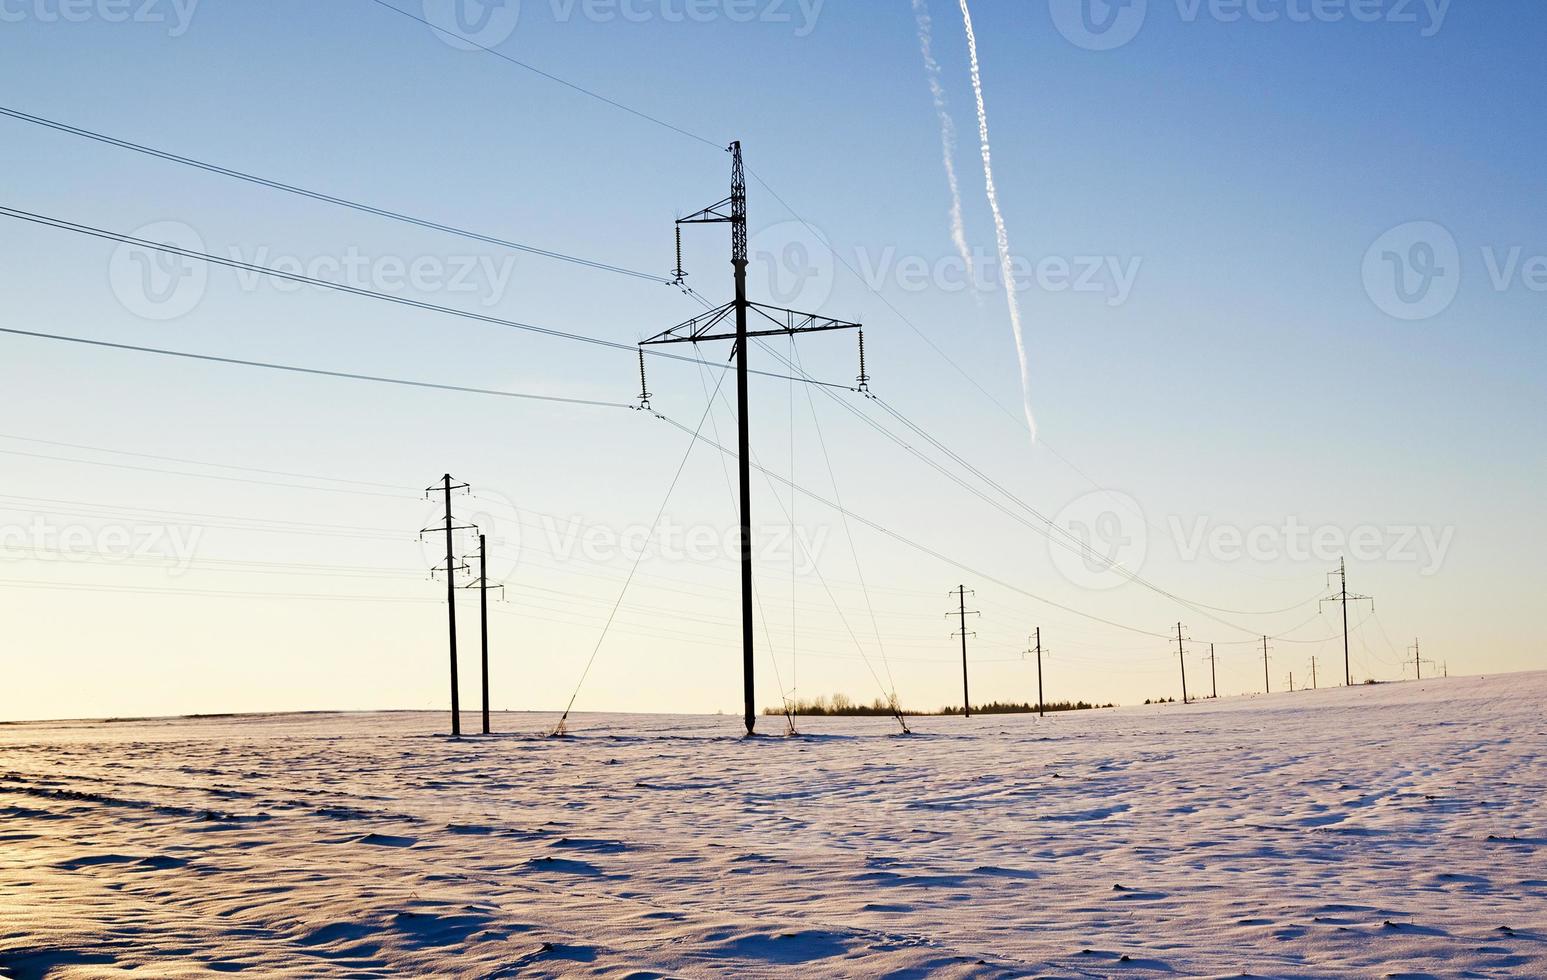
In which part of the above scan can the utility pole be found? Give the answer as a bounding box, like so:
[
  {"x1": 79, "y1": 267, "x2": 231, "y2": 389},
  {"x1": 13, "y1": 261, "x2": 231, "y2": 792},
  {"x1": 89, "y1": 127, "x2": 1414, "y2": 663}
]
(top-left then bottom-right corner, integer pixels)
[
  {"x1": 641, "y1": 141, "x2": 863, "y2": 737},
  {"x1": 480, "y1": 536, "x2": 489, "y2": 734},
  {"x1": 947, "y1": 586, "x2": 979, "y2": 716},
  {"x1": 1310, "y1": 655, "x2": 1318, "y2": 690},
  {"x1": 1175, "y1": 622, "x2": 1190, "y2": 705},
  {"x1": 1262, "y1": 635, "x2": 1272, "y2": 694},
  {"x1": 1321, "y1": 557, "x2": 1374, "y2": 687},
  {"x1": 1031, "y1": 627, "x2": 1045, "y2": 717},
  {"x1": 424, "y1": 475, "x2": 472, "y2": 738},
  {"x1": 1289, "y1": 671, "x2": 1295, "y2": 693},
  {"x1": 457, "y1": 534, "x2": 505, "y2": 735},
  {"x1": 1406, "y1": 638, "x2": 1434, "y2": 681},
  {"x1": 1206, "y1": 643, "x2": 1218, "y2": 699}
]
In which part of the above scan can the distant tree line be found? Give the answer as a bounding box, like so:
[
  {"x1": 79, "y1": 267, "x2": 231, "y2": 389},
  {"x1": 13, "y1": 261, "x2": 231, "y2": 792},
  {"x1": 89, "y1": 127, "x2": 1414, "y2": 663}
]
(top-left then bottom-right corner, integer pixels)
[
  {"x1": 764, "y1": 694, "x2": 1114, "y2": 717},
  {"x1": 935, "y1": 700, "x2": 1114, "y2": 715}
]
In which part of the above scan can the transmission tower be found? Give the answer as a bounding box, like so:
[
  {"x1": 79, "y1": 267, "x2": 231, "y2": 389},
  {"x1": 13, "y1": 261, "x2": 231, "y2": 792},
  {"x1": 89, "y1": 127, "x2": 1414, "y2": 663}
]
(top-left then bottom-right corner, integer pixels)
[
  {"x1": 947, "y1": 586, "x2": 980, "y2": 716},
  {"x1": 1405, "y1": 638, "x2": 1434, "y2": 681},
  {"x1": 1029, "y1": 627, "x2": 1046, "y2": 716},
  {"x1": 640, "y1": 141, "x2": 863, "y2": 736},
  {"x1": 1175, "y1": 622, "x2": 1191, "y2": 704},
  {"x1": 1261, "y1": 635, "x2": 1272, "y2": 694},
  {"x1": 457, "y1": 533, "x2": 505, "y2": 735},
  {"x1": 423, "y1": 475, "x2": 473, "y2": 737},
  {"x1": 1320, "y1": 557, "x2": 1374, "y2": 686}
]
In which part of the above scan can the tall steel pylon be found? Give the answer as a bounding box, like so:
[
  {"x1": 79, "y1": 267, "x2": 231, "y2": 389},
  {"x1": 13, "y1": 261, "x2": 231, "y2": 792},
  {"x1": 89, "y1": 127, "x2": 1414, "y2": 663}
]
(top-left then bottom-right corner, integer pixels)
[
  {"x1": 641, "y1": 141, "x2": 862, "y2": 736},
  {"x1": 423, "y1": 475, "x2": 473, "y2": 737},
  {"x1": 1321, "y1": 557, "x2": 1374, "y2": 687},
  {"x1": 948, "y1": 586, "x2": 979, "y2": 717}
]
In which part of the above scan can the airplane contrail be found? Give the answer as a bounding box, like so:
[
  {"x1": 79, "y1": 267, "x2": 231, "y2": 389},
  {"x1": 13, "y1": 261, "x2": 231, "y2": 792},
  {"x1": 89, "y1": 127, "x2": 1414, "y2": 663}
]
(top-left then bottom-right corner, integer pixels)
[
  {"x1": 957, "y1": 0, "x2": 1037, "y2": 440},
  {"x1": 912, "y1": 0, "x2": 972, "y2": 275}
]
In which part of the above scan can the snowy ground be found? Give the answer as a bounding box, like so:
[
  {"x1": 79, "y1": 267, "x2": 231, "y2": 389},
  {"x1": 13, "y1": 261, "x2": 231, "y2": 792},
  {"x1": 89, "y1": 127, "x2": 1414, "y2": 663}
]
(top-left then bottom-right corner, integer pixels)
[{"x1": 1, "y1": 673, "x2": 1543, "y2": 978}]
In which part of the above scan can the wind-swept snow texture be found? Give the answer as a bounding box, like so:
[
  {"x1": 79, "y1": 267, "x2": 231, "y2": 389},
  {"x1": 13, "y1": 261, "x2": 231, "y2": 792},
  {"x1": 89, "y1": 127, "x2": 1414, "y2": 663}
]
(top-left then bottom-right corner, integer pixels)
[{"x1": 1, "y1": 673, "x2": 1543, "y2": 977}]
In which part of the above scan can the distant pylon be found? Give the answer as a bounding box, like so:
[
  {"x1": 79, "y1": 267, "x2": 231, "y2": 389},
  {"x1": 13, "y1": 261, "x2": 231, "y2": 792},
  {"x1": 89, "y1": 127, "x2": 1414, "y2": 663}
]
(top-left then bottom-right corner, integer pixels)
[
  {"x1": 947, "y1": 586, "x2": 979, "y2": 716},
  {"x1": 1261, "y1": 635, "x2": 1272, "y2": 694},
  {"x1": 1175, "y1": 623, "x2": 1191, "y2": 704},
  {"x1": 1321, "y1": 557, "x2": 1374, "y2": 686}
]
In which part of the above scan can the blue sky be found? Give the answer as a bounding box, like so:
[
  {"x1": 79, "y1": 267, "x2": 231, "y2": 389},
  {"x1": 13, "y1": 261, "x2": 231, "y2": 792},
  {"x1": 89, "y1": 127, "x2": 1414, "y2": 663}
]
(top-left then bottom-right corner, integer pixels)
[{"x1": 0, "y1": 0, "x2": 1541, "y2": 721}]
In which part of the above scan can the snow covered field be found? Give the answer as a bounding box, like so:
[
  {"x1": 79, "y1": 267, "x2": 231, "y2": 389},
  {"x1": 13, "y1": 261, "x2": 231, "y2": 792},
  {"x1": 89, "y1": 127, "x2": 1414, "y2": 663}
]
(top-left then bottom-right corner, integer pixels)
[{"x1": 1, "y1": 673, "x2": 1543, "y2": 978}]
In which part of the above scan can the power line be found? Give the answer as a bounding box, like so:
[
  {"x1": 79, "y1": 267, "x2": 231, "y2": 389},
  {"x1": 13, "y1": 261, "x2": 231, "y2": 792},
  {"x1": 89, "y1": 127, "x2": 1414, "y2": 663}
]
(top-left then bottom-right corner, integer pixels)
[
  {"x1": 653, "y1": 411, "x2": 1172, "y2": 640},
  {"x1": 0, "y1": 550, "x2": 422, "y2": 579},
  {"x1": 790, "y1": 340, "x2": 901, "y2": 711},
  {"x1": 0, "y1": 207, "x2": 856, "y2": 390},
  {"x1": 868, "y1": 394, "x2": 1325, "y2": 621},
  {"x1": 353, "y1": 0, "x2": 1276, "y2": 611},
  {"x1": 0, "y1": 492, "x2": 409, "y2": 539},
  {"x1": 0, "y1": 327, "x2": 638, "y2": 409},
  {"x1": 0, "y1": 432, "x2": 414, "y2": 491},
  {"x1": 658, "y1": 408, "x2": 1371, "y2": 652},
  {"x1": 374, "y1": 2, "x2": 1330, "y2": 658},
  {"x1": 756, "y1": 339, "x2": 1321, "y2": 634},
  {"x1": 0, "y1": 447, "x2": 414, "y2": 500},
  {"x1": 551, "y1": 369, "x2": 729, "y2": 736},
  {"x1": 0, "y1": 577, "x2": 439, "y2": 603},
  {"x1": 723, "y1": 371, "x2": 909, "y2": 730},
  {"x1": 362, "y1": 0, "x2": 1076, "y2": 478},
  {"x1": 364, "y1": 0, "x2": 726, "y2": 151},
  {"x1": 0, "y1": 105, "x2": 669, "y2": 284}
]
